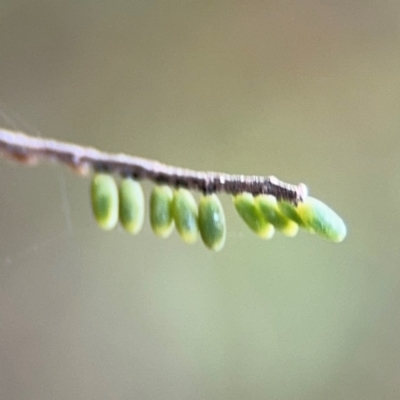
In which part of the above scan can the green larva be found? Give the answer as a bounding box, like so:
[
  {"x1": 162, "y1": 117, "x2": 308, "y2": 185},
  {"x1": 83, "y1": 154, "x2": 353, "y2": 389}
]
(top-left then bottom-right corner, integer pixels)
[
  {"x1": 150, "y1": 185, "x2": 174, "y2": 238},
  {"x1": 172, "y1": 188, "x2": 198, "y2": 244},
  {"x1": 0, "y1": 128, "x2": 349, "y2": 251},
  {"x1": 278, "y1": 201, "x2": 307, "y2": 228},
  {"x1": 119, "y1": 177, "x2": 145, "y2": 234},
  {"x1": 91, "y1": 173, "x2": 119, "y2": 230},
  {"x1": 198, "y1": 194, "x2": 226, "y2": 252},
  {"x1": 295, "y1": 196, "x2": 347, "y2": 243},
  {"x1": 256, "y1": 194, "x2": 299, "y2": 237},
  {"x1": 233, "y1": 192, "x2": 275, "y2": 239},
  {"x1": 89, "y1": 175, "x2": 347, "y2": 247}
]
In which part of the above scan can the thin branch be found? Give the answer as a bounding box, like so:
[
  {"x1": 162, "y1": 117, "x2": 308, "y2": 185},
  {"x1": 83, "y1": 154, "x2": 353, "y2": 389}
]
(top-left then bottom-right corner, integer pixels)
[{"x1": 0, "y1": 128, "x2": 308, "y2": 204}]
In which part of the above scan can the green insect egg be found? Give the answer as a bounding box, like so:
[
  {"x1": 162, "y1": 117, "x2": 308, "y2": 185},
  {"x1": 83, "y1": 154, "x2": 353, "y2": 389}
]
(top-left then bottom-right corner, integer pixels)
[
  {"x1": 198, "y1": 194, "x2": 226, "y2": 252},
  {"x1": 295, "y1": 196, "x2": 347, "y2": 243},
  {"x1": 119, "y1": 178, "x2": 145, "y2": 235},
  {"x1": 91, "y1": 173, "x2": 119, "y2": 231},
  {"x1": 172, "y1": 188, "x2": 199, "y2": 244},
  {"x1": 150, "y1": 185, "x2": 174, "y2": 238},
  {"x1": 233, "y1": 192, "x2": 275, "y2": 239},
  {"x1": 256, "y1": 194, "x2": 299, "y2": 237},
  {"x1": 277, "y1": 201, "x2": 307, "y2": 228}
]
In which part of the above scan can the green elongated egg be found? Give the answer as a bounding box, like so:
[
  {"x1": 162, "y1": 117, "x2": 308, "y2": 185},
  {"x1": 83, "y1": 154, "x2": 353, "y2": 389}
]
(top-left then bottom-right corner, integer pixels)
[
  {"x1": 150, "y1": 185, "x2": 174, "y2": 238},
  {"x1": 119, "y1": 178, "x2": 145, "y2": 235},
  {"x1": 198, "y1": 194, "x2": 226, "y2": 252},
  {"x1": 277, "y1": 201, "x2": 307, "y2": 228},
  {"x1": 233, "y1": 192, "x2": 275, "y2": 239},
  {"x1": 295, "y1": 196, "x2": 347, "y2": 243},
  {"x1": 256, "y1": 194, "x2": 298, "y2": 237},
  {"x1": 172, "y1": 188, "x2": 198, "y2": 244},
  {"x1": 91, "y1": 173, "x2": 119, "y2": 230}
]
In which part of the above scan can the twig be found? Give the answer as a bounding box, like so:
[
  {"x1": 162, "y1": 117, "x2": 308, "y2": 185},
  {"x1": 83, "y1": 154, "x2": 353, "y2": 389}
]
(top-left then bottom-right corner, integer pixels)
[{"x1": 0, "y1": 128, "x2": 308, "y2": 204}]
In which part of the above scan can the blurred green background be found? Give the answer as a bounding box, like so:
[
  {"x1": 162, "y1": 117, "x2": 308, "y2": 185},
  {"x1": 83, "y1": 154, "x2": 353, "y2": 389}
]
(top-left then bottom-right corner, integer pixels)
[{"x1": 1, "y1": 1, "x2": 400, "y2": 399}]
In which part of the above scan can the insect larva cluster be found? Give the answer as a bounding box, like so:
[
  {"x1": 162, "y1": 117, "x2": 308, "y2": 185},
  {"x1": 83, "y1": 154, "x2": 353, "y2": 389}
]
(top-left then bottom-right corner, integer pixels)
[
  {"x1": 233, "y1": 192, "x2": 347, "y2": 243},
  {"x1": 0, "y1": 128, "x2": 347, "y2": 251},
  {"x1": 91, "y1": 173, "x2": 227, "y2": 251},
  {"x1": 91, "y1": 172, "x2": 346, "y2": 251},
  {"x1": 91, "y1": 173, "x2": 226, "y2": 251}
]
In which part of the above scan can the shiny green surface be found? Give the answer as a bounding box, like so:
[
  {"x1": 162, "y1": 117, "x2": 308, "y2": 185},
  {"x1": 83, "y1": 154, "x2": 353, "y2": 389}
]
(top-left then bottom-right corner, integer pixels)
[
  {"x1": 256, "y1": 194, "x2": 299, "y2": 237},
  {"x1": 91, "y1": 173, "x2": 119, "y2": 230},
  {"x1": 296, "y1": 196, "x2": 347, "y2": 243},
  {"x1": 278, "y1": 201, "x2": 307, "y2": 228},
  {"x1": 198, "y1": 194, "x2": 226, "y2": 252},
  {"x1": 119, "y1": 178, "x2": 145, "y2": 235},
  {"x1": 233, "y1": 192, "x2": 275, "y2": 239},
  {"x1": 150, "y1": 185, "x2": 174, "y2": 238},
  {"x1": 172, "y1": 188, "x2": 198, "y2": 244}
]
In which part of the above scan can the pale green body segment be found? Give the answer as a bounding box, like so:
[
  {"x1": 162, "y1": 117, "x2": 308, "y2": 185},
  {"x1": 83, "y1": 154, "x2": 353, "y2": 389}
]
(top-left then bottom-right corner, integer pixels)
[
  {"x1": 279, "y1": 196, "x2": 346, "y2": 242},
  {"x1": 119, "y1": 178, "x2": 145, "y2": 234},
  {"x1": 277, "y1": 201, "x2": 307, "y2": 228},
  {"x1": 150, "y1": 185, "x2": 174, "y2": 238},
  {"x1": 91, "y1": 173, "x2": 119, "y2": 230},
  {"x1": 256, "y1": 195, "x2": 299, "y2": 237},
  {"x1": 198, "y1": 194, "x2": 226, "y2": 252},
  {"x1": 233, "y1": 192, "x2": 275, "y2": 239},
  {"x1": 89, "y1": 172, "x2": 347, "y2": 246},
  {"x1": 295, "y1": 196, "x2": 347, "y2": 243},
  {"x1": 172, "y1": 188, "x2": 198, "y2": 244}
]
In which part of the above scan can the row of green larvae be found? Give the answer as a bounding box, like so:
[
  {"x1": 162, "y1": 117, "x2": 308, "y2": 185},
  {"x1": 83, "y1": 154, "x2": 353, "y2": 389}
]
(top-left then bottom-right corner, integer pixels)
[{"x1": 91, "y1": 173, "x2": 347, "y2": 252}]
